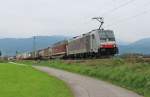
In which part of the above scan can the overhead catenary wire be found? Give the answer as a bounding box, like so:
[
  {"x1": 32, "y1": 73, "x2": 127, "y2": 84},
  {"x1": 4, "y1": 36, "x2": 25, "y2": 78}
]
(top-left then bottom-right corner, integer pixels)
[
  {"x1": 86, "y1": 0, "x2": 149, "y2": 31},
  {"x1": 102, "y1": 0, "x2": 137, "y2": 17},
  {"x1": 106, "y1": 7, "x2": 150, "y2": 27},
  {"x1": 89, "y1": 0, "x2": 138, "y2": 29},
  {"x1": 82, "y1": 0, "x2": 137, "y2": 27},
  {"x1": 104, "y1": 1, "x2": 150, "y2": 23},
  {"x1": 102, "y1": 1, "x2": 150, "y2": 27}
]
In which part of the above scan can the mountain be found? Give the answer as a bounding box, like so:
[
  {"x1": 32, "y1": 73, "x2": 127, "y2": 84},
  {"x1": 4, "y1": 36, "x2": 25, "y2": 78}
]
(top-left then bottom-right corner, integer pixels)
[
  {"x1": 0, "y1": 36, "x2": 69, "y2": 56},
  {"x1": 119, "y1": 38, "x2": 150, "y2": 55}
]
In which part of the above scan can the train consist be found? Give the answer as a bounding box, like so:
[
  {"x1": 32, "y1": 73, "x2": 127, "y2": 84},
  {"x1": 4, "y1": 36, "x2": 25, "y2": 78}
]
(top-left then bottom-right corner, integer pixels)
[
  {"x1": 16, "y1": 18, "x2": 119, "y2": 60},
  {"x1": 16, "y1": 29, "x2": 118, "y2": 60}
]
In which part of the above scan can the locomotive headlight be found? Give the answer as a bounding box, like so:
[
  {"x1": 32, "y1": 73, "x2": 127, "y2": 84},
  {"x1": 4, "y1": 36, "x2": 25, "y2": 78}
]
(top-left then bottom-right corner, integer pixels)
[{"x1": 113, "y1": 44, "x2": 116, "y2": 47}]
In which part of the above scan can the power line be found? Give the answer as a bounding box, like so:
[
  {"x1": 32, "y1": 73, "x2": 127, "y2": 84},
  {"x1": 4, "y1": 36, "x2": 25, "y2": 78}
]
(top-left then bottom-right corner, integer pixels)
[
  {"x1": 102, "y1": 0, "x2": 136, "y2": 17},
  {"x1": 104, "y1": 1, "x2": 150, "y2": 27},
  {"x1": 105, "y1": 1, "x2": 150, "y2": 22},
  {"x1": 84, "y1": 0, "x2": 138, "y2": 27},
  {"x1": 106, "y1": 8, "x2": 150, "y2": 27}
]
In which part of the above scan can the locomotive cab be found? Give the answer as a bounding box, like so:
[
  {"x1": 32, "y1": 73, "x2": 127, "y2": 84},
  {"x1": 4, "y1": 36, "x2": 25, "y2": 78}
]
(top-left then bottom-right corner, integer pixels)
[
  {"x1": 89, "y1": 29, "x2": 118, "y2": 56},
  {"x1": 98, "y1": 29, "x2": 118, "y2": 55}
]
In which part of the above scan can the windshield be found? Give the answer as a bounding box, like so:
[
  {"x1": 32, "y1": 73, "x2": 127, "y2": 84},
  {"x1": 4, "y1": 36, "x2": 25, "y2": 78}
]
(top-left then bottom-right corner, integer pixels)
[{"x1": 99, "y1": 31, "x2": 115, "y2": 42}]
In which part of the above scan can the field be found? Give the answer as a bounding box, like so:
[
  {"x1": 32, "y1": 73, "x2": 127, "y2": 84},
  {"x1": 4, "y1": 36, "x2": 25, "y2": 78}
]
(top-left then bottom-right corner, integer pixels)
[
  {"x1": 17, "y1": 58, "x2": 150, "y2": 97},
  {"x1": 0, "y1": 62, "x2": 73, "y2": 97}
]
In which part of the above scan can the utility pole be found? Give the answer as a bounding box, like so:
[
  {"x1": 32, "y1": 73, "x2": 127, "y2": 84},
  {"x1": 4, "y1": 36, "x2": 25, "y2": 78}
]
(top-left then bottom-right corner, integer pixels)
[
  {"x1": 16, "y1": 51, "x2": 18, "y2": 56},
  {"x1": 0, "y1": 50, "x2": 1, "y2": 60},
  {"x1": 92, "y1": 17, "x2": 104, "y2": 30},
  {"x1": 33, "y1": 36, "x2": 36, "y2": 59}
]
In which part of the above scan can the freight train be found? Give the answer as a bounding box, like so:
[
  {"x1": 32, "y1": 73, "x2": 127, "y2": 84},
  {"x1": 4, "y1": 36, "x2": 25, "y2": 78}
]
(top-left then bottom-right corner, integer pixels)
[
  {"x1": 16, "y1": 18, "x2": 119, "y2": 60},
  {"x1": 16, "y1": 29, "x2": 118, "y2": 60}
]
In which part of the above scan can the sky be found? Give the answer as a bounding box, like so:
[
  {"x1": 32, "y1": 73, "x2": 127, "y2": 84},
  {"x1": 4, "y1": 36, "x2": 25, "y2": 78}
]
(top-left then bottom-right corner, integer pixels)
[{"x1": 0, "y1": 0, "x2": 150, "y2": 43}]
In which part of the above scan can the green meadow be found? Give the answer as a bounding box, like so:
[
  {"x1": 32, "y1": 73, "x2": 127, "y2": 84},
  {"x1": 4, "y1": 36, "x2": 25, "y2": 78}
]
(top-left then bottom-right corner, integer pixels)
[{"x1": 0, "y1": 62, "x2": 73, "y2": 97}]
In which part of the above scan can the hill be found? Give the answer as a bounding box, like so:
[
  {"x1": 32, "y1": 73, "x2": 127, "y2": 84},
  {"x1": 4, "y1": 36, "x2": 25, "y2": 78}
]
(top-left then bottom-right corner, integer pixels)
[
  {"x1": 116, "y1": 39, "x2": 129, "y2": 45},
  {"x1": 119, "y1": 38, "x2": 150, "y2": 54},
  {"x1": 0, "y1": 36, "x2": 69, "y2": 56}
]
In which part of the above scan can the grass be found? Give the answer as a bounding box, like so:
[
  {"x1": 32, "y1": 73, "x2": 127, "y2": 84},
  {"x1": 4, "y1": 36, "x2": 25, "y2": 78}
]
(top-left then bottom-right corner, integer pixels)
[
  {"x1": 16, "y1": 58, "x2": 150, "y2": 97},
  {"x1": 0, "y1": 62, "x2": 73, "y2": 97}
]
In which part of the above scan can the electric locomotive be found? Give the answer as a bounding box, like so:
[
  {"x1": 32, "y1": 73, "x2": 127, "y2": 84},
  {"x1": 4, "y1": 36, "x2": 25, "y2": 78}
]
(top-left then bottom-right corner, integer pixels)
[{"x1": 67, "y1": 17, "x2": 118, "y2": 58}]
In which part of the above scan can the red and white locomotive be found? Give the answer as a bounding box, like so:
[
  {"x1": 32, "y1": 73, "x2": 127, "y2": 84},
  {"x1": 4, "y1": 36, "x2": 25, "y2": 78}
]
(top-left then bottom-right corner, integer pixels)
[{"x1": 67, "y1": 29, "x2": 118, "y2": 58}]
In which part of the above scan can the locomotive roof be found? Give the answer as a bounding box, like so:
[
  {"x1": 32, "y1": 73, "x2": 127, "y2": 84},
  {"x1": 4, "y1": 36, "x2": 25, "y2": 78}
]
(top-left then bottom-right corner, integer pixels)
[{"x1": 68, "y1": 29, "x2": 113, "y2": 41}]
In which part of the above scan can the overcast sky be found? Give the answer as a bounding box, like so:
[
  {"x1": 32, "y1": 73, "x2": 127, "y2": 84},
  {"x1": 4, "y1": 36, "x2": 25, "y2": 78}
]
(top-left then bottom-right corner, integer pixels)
[{"x1": 0, "y1": 0, "x2": 150, "y2": 43}]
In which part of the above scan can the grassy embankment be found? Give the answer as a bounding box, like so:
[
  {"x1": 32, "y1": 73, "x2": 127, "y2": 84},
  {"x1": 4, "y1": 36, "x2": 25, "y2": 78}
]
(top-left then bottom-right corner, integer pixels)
[
  {"x1": 0, "y1": 62, "x2": 73, "y2": 97},
  {"x1": 17, "y1": 58, "x2": 150, "y2": 97}
]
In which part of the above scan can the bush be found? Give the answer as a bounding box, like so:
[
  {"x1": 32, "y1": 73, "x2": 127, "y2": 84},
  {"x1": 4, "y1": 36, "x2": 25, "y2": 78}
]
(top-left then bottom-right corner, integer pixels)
[{"x1": 0, "y1": 59, "x2": 8, "y2": 63}]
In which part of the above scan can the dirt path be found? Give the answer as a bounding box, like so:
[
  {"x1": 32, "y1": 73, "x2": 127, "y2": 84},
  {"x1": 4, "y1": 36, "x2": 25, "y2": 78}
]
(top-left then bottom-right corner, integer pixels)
[{"x1": 33, "y1": 66, "x2": 143, "y2": 97}]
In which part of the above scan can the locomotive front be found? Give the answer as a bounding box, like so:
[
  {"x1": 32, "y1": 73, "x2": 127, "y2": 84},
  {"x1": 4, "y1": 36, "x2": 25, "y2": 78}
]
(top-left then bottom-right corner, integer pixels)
[{"x1": 97, "y1": 30, "x2": 118, "y2": 56}]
